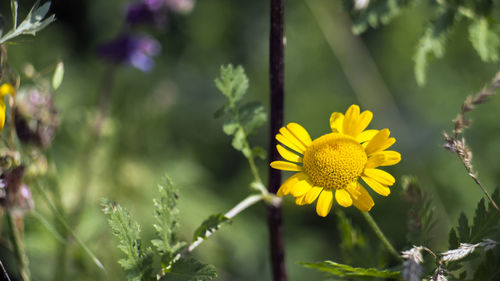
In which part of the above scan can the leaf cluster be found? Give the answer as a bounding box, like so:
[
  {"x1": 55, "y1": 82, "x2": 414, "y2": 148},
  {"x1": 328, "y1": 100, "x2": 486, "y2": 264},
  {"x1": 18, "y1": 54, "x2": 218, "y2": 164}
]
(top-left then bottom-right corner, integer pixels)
[
  {"x1": 102, "y1": 176, "x2": 217, "y2": 281},
  {"x1": 214, "y1": 64, "x2": 267, "y2": 159},
  {"x1": 401, "y1": 176, "x2": 437, "y2": 246},
  {"x1": 0, "y1": 0, "x2": 55, "y2": 44},
  {"x1": 446, "y1": 188, "x2": 500, "y2": 280},
  {"x1": 343, "y1": 0, "x2": 500, "y2": 85}
]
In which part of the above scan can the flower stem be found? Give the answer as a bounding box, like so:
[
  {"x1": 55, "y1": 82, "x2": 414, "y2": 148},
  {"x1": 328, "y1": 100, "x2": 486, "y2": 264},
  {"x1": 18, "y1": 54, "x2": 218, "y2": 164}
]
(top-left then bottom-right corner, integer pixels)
[
  {"x1": 187, "y1": 194, "x2": 265, "y2": 253},
  {"x1": 5, "y1": 210, "x2": 30, "y2": 281},
  {"x1": 268, "y1": 0, "x2": 287, "y2": 280},
  {"x1": 361, "y1": 211, "x2": 401, "y2": 261}
]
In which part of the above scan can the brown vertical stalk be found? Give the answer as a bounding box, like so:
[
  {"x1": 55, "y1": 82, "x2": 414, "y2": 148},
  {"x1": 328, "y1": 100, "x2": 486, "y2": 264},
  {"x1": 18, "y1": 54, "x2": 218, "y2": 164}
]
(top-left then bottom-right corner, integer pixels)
[{"x1": 268, "y1": 0, "x2": 287, "y2": 281}]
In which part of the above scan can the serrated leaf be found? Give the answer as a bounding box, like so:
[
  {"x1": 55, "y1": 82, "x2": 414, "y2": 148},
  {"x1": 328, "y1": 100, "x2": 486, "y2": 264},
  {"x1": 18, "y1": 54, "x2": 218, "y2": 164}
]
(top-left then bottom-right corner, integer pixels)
[
  {"x1": 192, "y1": 213, "x2": 230, "y2": 241},
  {"x1": 413, "y1": 8, "x2": 455, "y2": 85},
  {"x1": 162, "y1": 258, "x2": 217, "y2": 281},
  {"x1": 213, "y1": 105, "x2": 227, "y2": 118},
  {"x1": 252, "y1": 146, "x2": 266, "y2": 159},
  {"x1": 457, "y1": 212, "x2": 471, "y2": 242},
  {"x1": 52, "y1": 61, "x2": 64, "y2": 90},
  {"x1": 301, "y1": 261, "x2": 400, "y2": 279},
  {"x1": 346, "y1": 0, "x2": 408, "y2": 34},
  {"x1": 449, "y1": 228, "x2": 459, "y2": 250},
  {"x1": 152, "y1": 176, "x2": 185, "y2": 259},
  {"x1": 469, "y1": 192, "x2": 500, "y2": 243},
  {"x1": 469, "y1": 250, "x2": 500, "y2": 281},
  {"x1": 469, "y1": 18, "x2": 500, "y2": 62},
  {"x1": 101, "y1": 198, "x2": 154, "y2": 281},
  {"x1": 231, "y1": 127, "x2": 245, "y2": 151},
  {"x1": 222, "y1": 118, "x2": 238, "y2": 136},
  {"x1": 239, "y1": 102, "x2": 267, "y2": 136},
  {"x1": 214, "y1": 64, "x2": 248, "y2": 105}
]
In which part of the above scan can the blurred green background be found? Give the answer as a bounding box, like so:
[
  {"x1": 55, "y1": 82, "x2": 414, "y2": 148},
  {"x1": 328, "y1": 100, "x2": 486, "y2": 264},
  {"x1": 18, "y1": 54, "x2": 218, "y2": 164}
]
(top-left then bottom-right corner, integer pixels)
[{"x1": 1, "y1": 0, "x2": 500, "y2": 280}]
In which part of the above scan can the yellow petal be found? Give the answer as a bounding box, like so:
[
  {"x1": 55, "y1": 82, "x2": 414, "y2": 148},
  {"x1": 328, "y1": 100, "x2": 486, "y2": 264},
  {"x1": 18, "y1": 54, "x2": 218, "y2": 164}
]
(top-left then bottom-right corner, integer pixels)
[
  {"x1": 374, "y1": 151, "x2": 401, "y2": 166},
  {"x1": 290, "y1": 179, "x2": 313, "y2": 197},
  {"x1": 276, "y1": 134, "x2": 304, "y2": 154},
  {"x1": 295, "y1": 194, "x2": 308, "y2": 205},
  {"x1": 279, "y1": 127, "x2": 307, "y2": 151},
  {"x1": 356, "y1": 129, "x2": 379, "y2": 143},
  {"x1": 0, "y1": 83, "x2": 15, "y2": 97},
  {"x1": 365, "y1": 154, "x2": 386, "y2": 169},
  {"x1": 316, "y1": 190, "x2": 333, "y2": 217},
  {"x1": 270, "y1": 161, "x2": 302, "y2": 171},
  {"x1": 0, "y1": 100, "x2": 5, "y2": 131},
  {"x1": 286, "y1": 123, "x2": 312, "y2": 147},
  {"x1": 356, "y1": 110, "x2": 373, "y2": 133},
  {"x1": 362, "y1": 176, "x2": 391, "y2": 196},
  {"x1": 302, "y1": 186, "x2": 323, "y2": 204},
  {"x1": 276, "y1": 172, "x2": 307, "y2": 196},
  {"x1": 364, "y1": 129, "x2": 395, "y2": 155},
  {"x1": 363, "y1": 168, "x2": 395, "y2": 186},
  {"x1": 276, "y1": 145, "x2": 302, "y2": 163},
  {"x1": 335, "y1": 189, "x2": 353, "y2": 207},
  {"x1": 346, "y1": 182, "x2": 374, "y2": 212},
  {"x1": 343, "y1": 105, "x2": 361, "y2": 136},
  {"x1": 329, "y1": 112, "x2": 344, "y2": 133}
]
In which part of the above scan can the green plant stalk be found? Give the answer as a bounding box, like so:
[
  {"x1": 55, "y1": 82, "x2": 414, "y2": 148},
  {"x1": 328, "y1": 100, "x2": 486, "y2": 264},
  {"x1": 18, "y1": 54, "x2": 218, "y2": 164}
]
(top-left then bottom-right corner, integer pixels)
[
  {"x1": 5, "y1": 210, "x2": 30, "y2": 281},
  {"x1": 32, "y1": 182, "x2": 106, "y2": 273},
  {"x1": 187, "y1": 194, "x2": 265, "y2": 253},
  {"x1": 361, "y1": 211, "x2": 401, "y2": 261}
]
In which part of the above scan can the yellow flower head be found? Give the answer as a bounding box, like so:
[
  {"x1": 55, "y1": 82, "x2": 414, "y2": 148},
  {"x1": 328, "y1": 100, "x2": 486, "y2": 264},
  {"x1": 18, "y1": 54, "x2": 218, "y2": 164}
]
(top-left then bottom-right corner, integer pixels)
[
  {"x1": 0, "y1": 83, "x2": 15, "y2": 131},
  {"x1": 270, "y1": 104, "x2": 401, "y2": 217}
]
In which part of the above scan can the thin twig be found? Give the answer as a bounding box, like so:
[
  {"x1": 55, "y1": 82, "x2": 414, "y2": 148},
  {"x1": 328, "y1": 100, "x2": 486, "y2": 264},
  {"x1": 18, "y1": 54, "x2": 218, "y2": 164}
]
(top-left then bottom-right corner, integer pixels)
[
  {"x1": 5, "y1": 210, "x2": 30, "y2": 281},
  {"x1": 444, "y1": 71, "x2": 500, "y2": 213},
  {"x1": 361, "y1": 211, "x2": 402, "y2": 261},
  {"x1": 187, "y1": 194, "x2": 265, "y2": 253},
  {"x1": 0, "y1": 259, "x2": 12, "y2": 281},
  {"x1": 268, "y1": 0, "x2": 287, "y2": 280}
]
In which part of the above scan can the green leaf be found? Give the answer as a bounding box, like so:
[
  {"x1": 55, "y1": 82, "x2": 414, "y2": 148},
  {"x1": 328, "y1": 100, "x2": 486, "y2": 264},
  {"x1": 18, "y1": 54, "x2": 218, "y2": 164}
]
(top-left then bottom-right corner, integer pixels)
[
  {"x1": 251, "y1": 146, "x2": 266, "y2": 159},
  {"x1": 151, "y1": 177, "x2": 186, "y2": 259},
  {"x1": 101, "y1": 199, "x2": 154, "y2": 281},
  {"x1": 469, "y1": 193, "x2": 500, "y2": 243},
  {"x1": 162, "y1": 258, "x2": 217, "y2": 281},
  {"x1": 214, "y1": 64, "x2": 248, "y2": 105},
  {"x1": 222, "y1": 118, "x2": 238, "y2": 136},
  {"x1": 231, "y1": 127, "x2": 245, "y2": 152},
  {"x1": 414, "y1": 8, "x2": 456, "y2": 85},
  {"x1": 192, "y1": 213, "x2": 230, "y2": 241},
  {"x1": 345, "y1": 0, "x2": 409, "y2": 35},
  {"x1": 213, "y1": 105, "x2": 228, "y2": 118},
  {"x1": 469, "y1": 250, "x2": 500, "y2": 281},
  {"x1": 52, "y1": 61, "x2": 64, "y2": 90},
  {"x1": 239, "y1": 102, "x2": 267, "y2": 136},
  {"x1": 469, "y1": 18, "x2": 500, "y2": 62},
  {"x1": 301, "y1": 261, "x2": 400, "y2": 279},
  {"x1": 0, "y1": 1, "x2": 55, "y2": 44}
]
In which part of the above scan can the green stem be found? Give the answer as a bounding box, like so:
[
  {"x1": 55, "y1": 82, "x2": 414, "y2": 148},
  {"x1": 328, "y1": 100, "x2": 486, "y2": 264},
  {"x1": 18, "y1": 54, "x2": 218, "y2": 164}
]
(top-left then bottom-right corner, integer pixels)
[
  {"x1": 5, "y1": 211, "x2": 30, "y2": 281},
  {"x1": 32, "y1": 182, "x2": 106, "y2": 273},
  {"x1": 361, "y1": 211, "x2": 401, "y2": 261}
]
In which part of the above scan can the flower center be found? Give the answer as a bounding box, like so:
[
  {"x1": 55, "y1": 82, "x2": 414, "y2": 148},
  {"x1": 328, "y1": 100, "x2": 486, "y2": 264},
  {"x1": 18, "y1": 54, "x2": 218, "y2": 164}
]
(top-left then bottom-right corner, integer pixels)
[{"x1": 303, "y1": 133, "x2": 367, "y2": 190}]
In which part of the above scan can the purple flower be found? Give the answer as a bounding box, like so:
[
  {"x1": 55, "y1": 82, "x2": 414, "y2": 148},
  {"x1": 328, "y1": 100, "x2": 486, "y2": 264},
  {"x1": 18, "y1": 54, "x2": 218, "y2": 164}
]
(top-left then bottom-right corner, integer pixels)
[
  {"x1": 125, "y1": 0, "x2": 166, "y2": 27},
  {"x1": 98, "y1": 35, "x2": 161, "y2": 72}
]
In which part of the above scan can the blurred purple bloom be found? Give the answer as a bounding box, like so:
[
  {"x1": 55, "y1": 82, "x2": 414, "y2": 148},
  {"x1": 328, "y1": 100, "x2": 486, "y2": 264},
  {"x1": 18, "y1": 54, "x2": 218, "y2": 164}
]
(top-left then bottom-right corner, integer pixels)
[
  {"x1": 98, "y1": 35, "x2": 161, "y2": 72},
  {"x1": 125, "y1": 0, "x2": 166, "y2": 27}
]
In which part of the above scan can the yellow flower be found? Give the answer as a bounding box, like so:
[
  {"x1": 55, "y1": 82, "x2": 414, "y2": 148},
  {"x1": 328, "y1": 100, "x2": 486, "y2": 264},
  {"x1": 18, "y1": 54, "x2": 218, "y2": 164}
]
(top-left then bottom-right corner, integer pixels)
[
  {"x1": 270, "y1": 104, "x2": 401, "y2": 217},
  {"x1": 0, "y1": 83, "x2": 15, "y2": 131}
]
